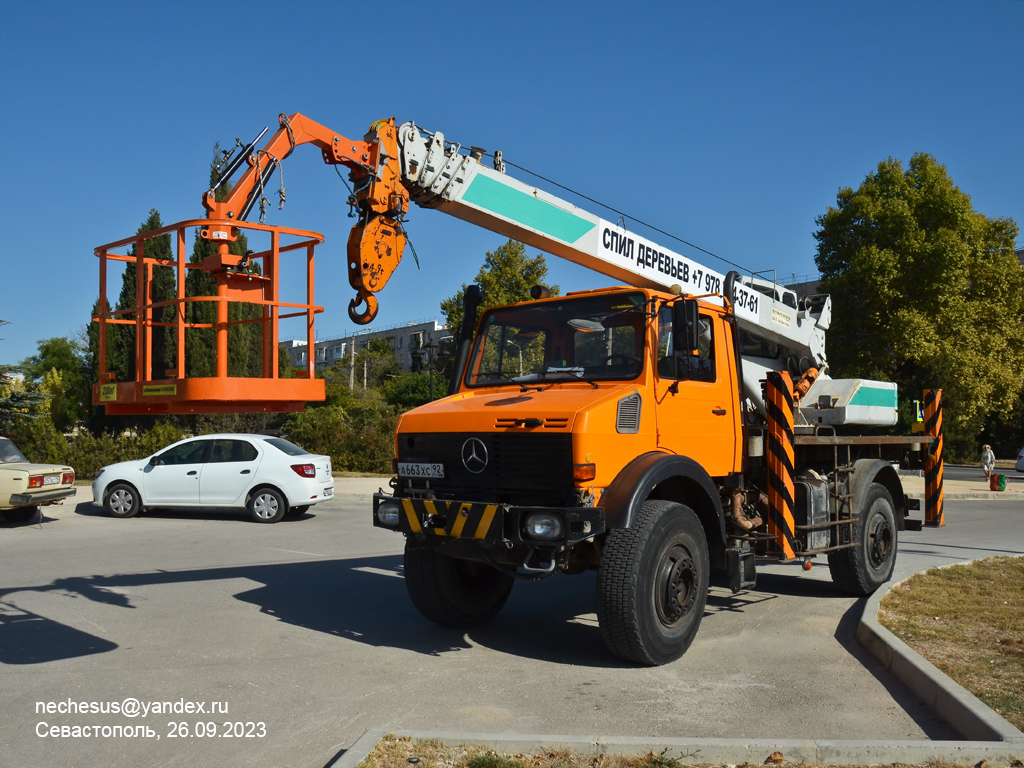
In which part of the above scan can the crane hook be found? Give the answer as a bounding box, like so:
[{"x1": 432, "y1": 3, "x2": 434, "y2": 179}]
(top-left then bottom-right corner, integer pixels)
[{"x1": 348, "y1": 291, "x2": 379, "y2": 325}]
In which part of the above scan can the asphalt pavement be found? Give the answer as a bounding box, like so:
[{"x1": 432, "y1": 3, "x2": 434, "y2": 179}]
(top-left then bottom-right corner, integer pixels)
[{"x1": 0, "y1": 481, "x2": 1021, "y2": 768}]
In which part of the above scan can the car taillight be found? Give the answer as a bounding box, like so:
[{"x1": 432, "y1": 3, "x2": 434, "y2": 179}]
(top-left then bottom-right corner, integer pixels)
[
  {"x1": 28, "y1": 475, "x2": 44, "y2": 488},
  {"x1": 63, "y1": 472, "x2": 75, "y2": 485},
  {"x1": 291, "y1": 464, "x2": 316, "y2": 478}
]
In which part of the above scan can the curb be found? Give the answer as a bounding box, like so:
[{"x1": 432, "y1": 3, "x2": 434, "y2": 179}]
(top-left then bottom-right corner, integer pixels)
[
  {"x1": 328, "y1": 570, "x2": 1024, "y2": 768},
  {"x1": 904, "y1": 491, "x2": 1022, "y2": 501},
  {"x1": 857, "y1": 572, "x2": 1024, "y2": 743},
  {"x1": 330, "y1": 729, "x2": 1024, "y2": 768}
]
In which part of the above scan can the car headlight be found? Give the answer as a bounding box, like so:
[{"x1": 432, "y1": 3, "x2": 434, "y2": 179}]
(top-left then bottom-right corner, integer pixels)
[
  {"x1": 377, "y1": 501, "x2": 402, "y2": 527},
  {"x1": 524, "y1": 512, "x2": 564, "y2": 541},
  {"x1": 94, "y1": 469, "x2": 104, "y2": 480}
]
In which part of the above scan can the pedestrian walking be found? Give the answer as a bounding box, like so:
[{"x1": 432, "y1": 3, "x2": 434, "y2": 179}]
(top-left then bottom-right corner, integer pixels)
[{"x1": 981, "y1": 444, "x2": 995, "y2": 480}]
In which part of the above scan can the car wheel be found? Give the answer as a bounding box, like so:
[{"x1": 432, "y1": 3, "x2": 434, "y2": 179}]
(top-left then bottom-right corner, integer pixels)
[
  {"x1": 285, "y1": 505, "x2": 309, "y2": 517},
  {"x1": 2, "y1": 506, "x2": 39, "y2": 523},
  {"x1": 248, "y1": 488, "x2": 286, "y2": 523},
  {"x1": 105, "y1": 484, "x2": 140, "y2": 519},
  {"x1": 596, "y1": 500, "x2": 710, "y2": 666}
]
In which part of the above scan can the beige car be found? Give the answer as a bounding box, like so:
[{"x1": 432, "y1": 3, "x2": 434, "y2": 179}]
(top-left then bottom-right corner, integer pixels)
[{"x1": 0, "y1": 437, "x2": 76, "y2": 523}]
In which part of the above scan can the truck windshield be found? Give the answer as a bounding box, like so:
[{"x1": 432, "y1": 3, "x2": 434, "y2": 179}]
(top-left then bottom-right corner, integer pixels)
[{"x1": 466, "y1": 292, "x2": 647, "y2": 388}]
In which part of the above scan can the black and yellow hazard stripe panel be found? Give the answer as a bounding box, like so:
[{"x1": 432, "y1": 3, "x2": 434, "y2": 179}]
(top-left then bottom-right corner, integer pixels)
[
  {"x1": 923, "y1": 388, "x2": 944, "y2": 527},
  {"x1": 765, "y1": 371, "x2": 798, "y2": 561},
  {"x1": 398, "y1": 498, "x2": 501, "y2": 539},
  {"x1": 373, "y1": 493, "x2": 607, "y2": 547}
]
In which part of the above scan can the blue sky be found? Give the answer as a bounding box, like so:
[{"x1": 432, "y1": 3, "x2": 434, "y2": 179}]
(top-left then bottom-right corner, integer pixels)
[{"x1": 1, "y1": 1, "x2": 1021, "y2": 364}]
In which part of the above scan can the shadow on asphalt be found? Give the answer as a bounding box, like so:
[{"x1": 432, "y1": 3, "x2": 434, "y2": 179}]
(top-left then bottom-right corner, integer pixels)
[
  {"x1": 72, "y1": 500, "x2": 317, "y2": 524},
  {"x1": 831, "y1": 597, "x2": 957, "y2": 739},
  {"x1": 0, "y1": 553, "x2": 630, "y2": 668}
]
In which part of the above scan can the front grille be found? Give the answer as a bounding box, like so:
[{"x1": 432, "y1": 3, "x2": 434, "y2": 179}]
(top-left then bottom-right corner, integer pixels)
[{"x1": 398, "y1": 432, "x2": 574, "y2": 506}]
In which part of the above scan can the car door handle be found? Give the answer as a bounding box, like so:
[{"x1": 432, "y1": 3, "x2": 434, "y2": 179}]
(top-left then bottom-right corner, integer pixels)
[
  {"x1": 187, "y1": 470, "x2": 198, "y2": 476},
  {"x1": 240, "y1": 469, "x2": 251, "y2": 474},
  {"x1": 712, "y1": 407, "x2": 728, "y2": 416}
]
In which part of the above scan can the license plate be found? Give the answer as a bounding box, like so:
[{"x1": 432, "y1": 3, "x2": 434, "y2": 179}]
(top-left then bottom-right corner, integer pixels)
[
  {"x1": 43, "y1": 475, "x2": 60, "y2": 486},
  {"x1": 323, "y1": 486, "x2": 333, "y2": 497},
  {"x1": 398, "y1": 462, "x2": 444, "y2": 479}
]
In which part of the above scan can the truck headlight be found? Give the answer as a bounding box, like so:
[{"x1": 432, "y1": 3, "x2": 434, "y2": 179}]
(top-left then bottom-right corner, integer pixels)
[
  {"x1": 524, "y1": 512, "x2": 563, "y2": 541},
  {"x1": 377, "y1": 501, "x2": 402, "y2": 527}
]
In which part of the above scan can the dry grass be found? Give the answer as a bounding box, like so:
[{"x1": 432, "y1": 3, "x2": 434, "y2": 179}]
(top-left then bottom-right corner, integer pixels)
[
  {"x1": 356, "y1": 734, "x2": 1016, "y2": 768},
  {"x1": 879, "y1": 555, "x2": 1024, "y2": 730}
]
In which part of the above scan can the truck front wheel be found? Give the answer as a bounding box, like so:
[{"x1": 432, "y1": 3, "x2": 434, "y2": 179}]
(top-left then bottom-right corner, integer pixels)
[
  {"x1": 597, "y1": 500, "x2": 710, "y2": 666},
  {"x1": 404, "y1": 542, "x2": 514, "y2": 628},
  {"x1": 828, "y1": 482, "x2": 897, "y2": 596}
]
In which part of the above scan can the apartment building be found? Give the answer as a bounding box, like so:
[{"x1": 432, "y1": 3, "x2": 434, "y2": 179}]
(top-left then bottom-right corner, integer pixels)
[{"x1": 280, "y1": 318, "x2": 448, "y2": 373}]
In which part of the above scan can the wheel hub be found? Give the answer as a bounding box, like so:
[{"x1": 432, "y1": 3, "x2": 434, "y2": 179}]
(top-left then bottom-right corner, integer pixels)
[
  {"x1": 657, "y1": 546, "x2": 696, "y2": 625},
  {"x1": 110, "y1": 490, "x2": 131, "y2": 514},
  {"x1": 868, "y1": 515, "x2": 894, "y2": 568},
  {"x1": 253, "y1": 494, "x2": 278, "y2": 519}
]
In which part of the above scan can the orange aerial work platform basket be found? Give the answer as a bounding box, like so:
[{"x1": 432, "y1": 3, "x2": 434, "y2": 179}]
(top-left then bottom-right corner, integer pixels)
[{"x1": 92, "y1": 219, "x2": 326, "y2": 415}]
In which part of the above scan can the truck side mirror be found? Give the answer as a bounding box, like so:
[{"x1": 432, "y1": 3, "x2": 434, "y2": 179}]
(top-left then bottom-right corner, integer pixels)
[{"x1": 672, "y1": 299, "x2": 700, "y2": 353}]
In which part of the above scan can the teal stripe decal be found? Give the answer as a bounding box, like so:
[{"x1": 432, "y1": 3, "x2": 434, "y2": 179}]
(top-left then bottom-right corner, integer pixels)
[
  {"x1": 462, "y1": 174, "x2": 595, "y2": 244},
  {"x1": 849, "y1": 386, "x2": 897, "y2": 408}
]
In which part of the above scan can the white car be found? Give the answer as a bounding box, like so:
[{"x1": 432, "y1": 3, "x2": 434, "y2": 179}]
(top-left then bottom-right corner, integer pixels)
[
  {"x1": 92, "y1": 434, "x2": 334, "y2": 523},
  {"x1": 1016, "y1": 446, "x2": 1024, "y2": 474}
]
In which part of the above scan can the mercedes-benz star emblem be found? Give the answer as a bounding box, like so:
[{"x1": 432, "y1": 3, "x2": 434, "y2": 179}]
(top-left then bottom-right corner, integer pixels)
[{"x1": 461, "y1": 438, "x2": 488, "y2": 474}]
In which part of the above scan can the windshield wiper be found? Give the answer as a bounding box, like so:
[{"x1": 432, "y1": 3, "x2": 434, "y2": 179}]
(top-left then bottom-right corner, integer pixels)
[
  {"x1": 476, "y1": 372, "x2": 541, "y2": 392},
  {"x1": 541, "y1": 368, "x2": 599, "y2": 388}
]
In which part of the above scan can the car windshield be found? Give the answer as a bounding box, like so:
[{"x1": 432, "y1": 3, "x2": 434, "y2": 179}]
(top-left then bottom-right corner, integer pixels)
[
  {"x1": 0, "y1": 439, "x2": 29, "y2": 463},
  {"x1": 465, "y1": 292, "x2": 647, "y2": 388},
  {"x1": 265, "y1": 438, "x2": 310, "y2": 456}
]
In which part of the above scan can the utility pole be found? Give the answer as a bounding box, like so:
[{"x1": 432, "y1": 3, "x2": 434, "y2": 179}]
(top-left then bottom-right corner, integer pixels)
[{"x1": 349, "y1": 335, "x2": 355, "y2": 390}]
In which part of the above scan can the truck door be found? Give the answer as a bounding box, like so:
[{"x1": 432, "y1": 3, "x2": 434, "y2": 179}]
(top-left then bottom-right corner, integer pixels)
[{"x1": 654, "y1": 306, "x2": 740, "y2": 477}]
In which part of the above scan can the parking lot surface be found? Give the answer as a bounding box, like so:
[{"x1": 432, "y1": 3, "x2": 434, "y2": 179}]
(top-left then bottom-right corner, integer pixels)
[{"x1": 1, "y1": 482, "x2": 1020, "y2": 768}]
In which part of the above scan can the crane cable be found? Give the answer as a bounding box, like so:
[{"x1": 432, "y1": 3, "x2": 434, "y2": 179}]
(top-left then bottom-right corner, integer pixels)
[{"x1": 492, "y1": 154, "x2": 755, "y2": 276}]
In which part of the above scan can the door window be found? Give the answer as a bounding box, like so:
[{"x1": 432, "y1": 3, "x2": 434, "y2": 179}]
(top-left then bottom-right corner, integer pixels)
[
  {"x1": 657, "y1": 306, "x2": 716, "y2": 382},
  {"x1": 208, "y1": 440, "x2": 258, "y2": 463},
  {"x1": 157, "y1": 440, "x2": 209, "y2": 465}
]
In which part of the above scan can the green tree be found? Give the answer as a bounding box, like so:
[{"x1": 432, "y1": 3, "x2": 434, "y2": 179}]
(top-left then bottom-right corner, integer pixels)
[
  {"x1": 1, "y1": 320, "x2": 49, "y2": 436},
  {"x1": 380, "y1": 372, "x2": 432, "y2": 409},
  {"x1": 813, "y1": 153, "x2": 1024, "y2": 459},
  {"x1": 109, "y1": 209, "x2": 176, "y2": 381},
  {"x1": 21, "y1": 336, "x2": 90, "y2": 431},
  {"x1": 440, "y1": 240, "x2": 560, "y2": 341},
  {"x1": 355, "y1": 337, "x2": 402, "y2": 390}
]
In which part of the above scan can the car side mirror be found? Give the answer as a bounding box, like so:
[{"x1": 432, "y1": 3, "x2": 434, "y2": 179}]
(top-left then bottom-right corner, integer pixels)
[
  {"x1": 149, "y1": 456, "x2": 161, "y2": 466},
  {"x1": 672, "y1": 299, "x2": 700, "y2": 353}
]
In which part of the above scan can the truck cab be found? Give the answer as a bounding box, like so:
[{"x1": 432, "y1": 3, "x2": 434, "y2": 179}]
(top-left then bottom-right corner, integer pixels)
[{"x1": 373, "y1": 286, "x2": 745, "y2": 663}]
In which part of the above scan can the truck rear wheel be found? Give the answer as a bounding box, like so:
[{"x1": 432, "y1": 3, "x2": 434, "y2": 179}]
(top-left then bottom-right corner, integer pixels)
[
  {"x1": 404, "y1": 542, "x2": 514, "y2": 628},
  {"x1": 596, "y1": 500, "x2": 709, "y2": 666},
  {"x1": 828, "y1": 482, "x2": 897, "y2": 596}
]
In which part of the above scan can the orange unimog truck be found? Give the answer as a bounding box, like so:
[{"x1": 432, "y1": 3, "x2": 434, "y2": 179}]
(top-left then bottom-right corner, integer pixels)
[{"x1": 92, "y1": 114, "x2": 939, "y2": 665}]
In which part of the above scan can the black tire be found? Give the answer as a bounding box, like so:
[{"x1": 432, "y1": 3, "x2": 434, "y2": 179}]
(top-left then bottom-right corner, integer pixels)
[
  {"x1": 3, "y1": 506, "x2": 39, "y2": 523},
  {"x1": 828, "y1": 482, "x2": 897, "y2": 596},
  {"x1": 596, "y1": 500, "x2": 710, "y2": 666},
  {"x1": 105, "y1": 483, "x2": 140, "y2": 519},
  {"x1": 404, "y1": 542, "x2": 514, "y2": 627},
  {"x1": 247, "y1": 487, "x2": 286, "y2": 523},
  {"x1": 285, "y1": 505, "x2": 309, "y2": 517}
]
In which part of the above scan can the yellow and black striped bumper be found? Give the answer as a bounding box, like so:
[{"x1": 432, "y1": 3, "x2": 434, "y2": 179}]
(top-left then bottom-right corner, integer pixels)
[{"x1": 372, "y1": 493, "x2": 605, "y2": 545}]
